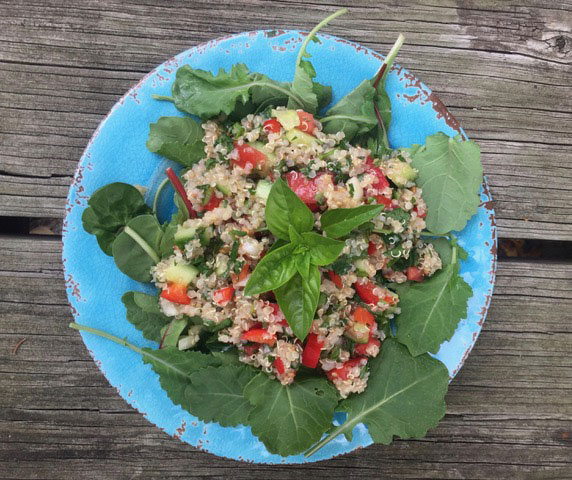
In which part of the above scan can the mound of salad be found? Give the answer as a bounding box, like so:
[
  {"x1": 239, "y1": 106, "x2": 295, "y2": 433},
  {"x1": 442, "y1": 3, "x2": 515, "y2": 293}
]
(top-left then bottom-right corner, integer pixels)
[{"x1": 74, "y1": 8, "x2": 483, "y2": 458}]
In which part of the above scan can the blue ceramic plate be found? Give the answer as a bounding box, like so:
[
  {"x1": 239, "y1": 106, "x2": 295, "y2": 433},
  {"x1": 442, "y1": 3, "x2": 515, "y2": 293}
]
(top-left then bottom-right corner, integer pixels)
[{"x1": 62, "y1": 30, "x2": 497, "y2": 463}]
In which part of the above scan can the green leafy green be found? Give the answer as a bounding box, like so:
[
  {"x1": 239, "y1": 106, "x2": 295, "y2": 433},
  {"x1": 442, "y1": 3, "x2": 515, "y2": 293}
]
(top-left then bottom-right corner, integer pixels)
[
  {"x1": 160, "y1": 317, "x2": 188, "y2": 349},
  {"x1": 274, "y1": 267, "x2": 320, "y2": 341},
  {"x1": 321, "y1": 79, "x2": 378, "y2": 141},
  {"x1": 146, "y1": 116, "x2": 205, "y2": 167},
  {"x1": 265, "y1": 178, "x2": 314, "y2": 240},
  {"x1": 305, "y1": 339, "x2": 449, "y2": 456},
  {"x1": 393, "y1": 246, "x2": 473, "y2": 356},
  {"x1": 295, "y1": 253, "x2": 312, "y2": 282},
  {"x1": 243, "y1": 243, "x2": 298, "y2": 296},
  {"x1": 411, "y1": 133, "x2": 483, "y2": 234},
  {"x1": 186, "y1": 364, "x2": 257, "y2": 427},
  {"x1": 244, "y1": 373, "x2": 338, "y2": 456},
  {"x1": 112, "y1": 214, "x2": 163, "y2": 282},
  {"x1": 122, "y1": 291, "x2": 170, "y2": 342},
  {"x1": 301, "y1": 232, "x2": 345, "y2": 266},
  {"x1": 82, "y1": 183, "x2": 151, "y2": 256},
  {"x1": 320, "y1": 204, "x2": 384, "y2": 238}
]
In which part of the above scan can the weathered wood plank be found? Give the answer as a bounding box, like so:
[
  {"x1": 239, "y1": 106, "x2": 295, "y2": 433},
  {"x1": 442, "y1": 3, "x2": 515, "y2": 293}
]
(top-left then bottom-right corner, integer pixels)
[
  {"x1": 1, "y1": 235, "x2": 571, "y2": 478},
  {"x1": 0, "y1": 0, "x2": 571, "y2": 239}
]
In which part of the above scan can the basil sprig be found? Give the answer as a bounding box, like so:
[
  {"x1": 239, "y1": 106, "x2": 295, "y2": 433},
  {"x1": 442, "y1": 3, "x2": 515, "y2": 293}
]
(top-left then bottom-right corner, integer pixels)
[{"x1": 244, "y1": 178, "x2": 382, "y2": 341}]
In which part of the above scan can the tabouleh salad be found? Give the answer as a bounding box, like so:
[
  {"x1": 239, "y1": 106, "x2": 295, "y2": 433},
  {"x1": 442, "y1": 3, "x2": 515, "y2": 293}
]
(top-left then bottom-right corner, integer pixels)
[{"x1": 75, "y1": 8, "x2": 483, "y2": 458}]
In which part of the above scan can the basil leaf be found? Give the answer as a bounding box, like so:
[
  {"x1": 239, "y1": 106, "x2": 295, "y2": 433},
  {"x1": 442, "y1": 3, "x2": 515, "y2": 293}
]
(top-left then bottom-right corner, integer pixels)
[
  {"x1": 122, "y1": 291, "x2": 170, "y2": 343},
  {"x1": 321, "y1": 79, "x2": 378, "y2": 142},
  {"x1": 243, "y1": 243, "x2": 298, "y2": 296},
  {"x1": 295, "y1": 253, "x2": 311, "y2": 282},
  {"x1": 244, "y1": 373, "x2": 338, "y2": 457},
  {"x1": 186, "y1": 364, "x2": 257, "y2": 427},
  {"x1": 289, "y1": 224, "x2": 304, "y2": 245},
  {"x1": 411, "y1": 133, "x2": 482, "y2": 234},
  {"x1": 82, "y1": 183, "x2": 151, "y2": 256},
  {"x1": 393, "y1": 248, "x2": 473, "y2": 356},
  {"x1": 274, "y1": 267, "x2": 320, "y2": 341},
  {"x1": 112, "y1": 214, "x2": 163, "y2": 282},
  {"x1": 305, "y1": 339, "x2": 449, "y2": 456},
  {"x1": 146, "y1": 116, "x2": 205, "y2": 167},
  {"x1": 301, "y1": 232, "x2": 345, "y2": 266},
  {"x1": 320, "y1": 204, "x2": 384, "y2": 238},
  {"x1": 265, "y1": 178, "x2": 314, "y2": 241}
]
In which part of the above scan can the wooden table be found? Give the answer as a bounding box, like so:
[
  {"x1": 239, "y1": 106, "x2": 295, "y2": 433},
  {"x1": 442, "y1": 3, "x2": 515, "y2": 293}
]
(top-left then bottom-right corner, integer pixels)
[{"x1": 1, "y1": 1, "x2": 571, "y2": 478}]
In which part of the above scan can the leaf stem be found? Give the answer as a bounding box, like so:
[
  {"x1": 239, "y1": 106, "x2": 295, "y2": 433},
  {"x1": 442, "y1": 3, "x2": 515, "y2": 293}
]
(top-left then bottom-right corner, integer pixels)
[
  {"x1": 69, "y1": 322, "x2": 144, "y2": 355},
  {"x1": 166, "y1": 167, "x2": 196, "y2": 219},
  {"x1": 305, "y1": 423, "x2": 348, "y2": 457},
  {"x1": 152, "y1": 94, "x2": 175, "y2": 102},
  {"x1": 295, "y1": 8, "x2": 348, "y2": 68},
  {"x1": 124, "y1": 226, "x2": 160, "y2": 264},
  {"x1": 152, "y1": 177, "x2": 170, "y2": 214},
  {"x1": 420, "y1": 231, "x2": 449, "y2": 237},
  {"x1": 373, "y1": 33, "x2": 405, "y2": 89}
]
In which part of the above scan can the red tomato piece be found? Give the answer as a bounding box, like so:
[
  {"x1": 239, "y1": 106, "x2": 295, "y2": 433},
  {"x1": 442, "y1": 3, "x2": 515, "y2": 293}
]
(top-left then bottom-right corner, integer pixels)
[
  {"x1": 368, "y1": 241, "x2": 377, "y2": 256},
  {"x1": 353, "y1": 280, "x2": 380, "y2": 306},
  {"x1": 296, "y1": 111, "x2": 316, "y2": 134},
  {"x1": 273, "y1": 357, "x2": 285, "y2": 375},
  {"x1": 327, "y1": 270, "x2": 343, "y2": 289},
  {"x1": 232, "y1": 142, "x2": 267, "y2": 170},
  {"x1": 230, "y1": 263, "x2": 250, "y2": 287},
  {"x1": 413, "y1": 206, "x2": 427, "y2": 218},
  {"x1": 326, "y1": 357, "x2": 367, "y2": 381},
  {"x1": 285, "y1": 171, "x2": 319, "y2": 211},
  {"x1": 202, "y1": 191, "x2": 222, "y2": 211},
  {"x1": 301, "y1": 333, "x2": 323, "y2": 368},
  {"x1": 354, "y1": 337, "x2": 381, "y2": 356},
  {"x1": 213, "y1": 286, "x2": 235, "y2": 306},
  {"x1": 263, "y1": 118, "x2": 282, "y2": 134},
  {"x1": 240, "y1": 328, "x2": 276, "y2": 346},
  {"x1": 270, "y1": 303, "x2": 288, "y2": 326},
  {"x1": 406, "y1": 266, "x2": 424, "y2": 282},
  {"x1": 374, "y1": 194, "x2": 394, "y2": 210},
  {"x1": 243, "y1": 344, "x2": 260, "y2": 356},
  {"x1": 353, "y1": 306, "x2": 376, "y2": 329},
  {"x1": 160, "y1": 283, "x2": 191, "y2": 305}
]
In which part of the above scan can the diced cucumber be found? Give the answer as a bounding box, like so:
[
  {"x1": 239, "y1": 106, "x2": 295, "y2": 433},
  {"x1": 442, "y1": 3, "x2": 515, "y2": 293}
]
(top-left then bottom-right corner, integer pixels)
[
  {"x1": 216, "y1": 183, "x2": 231, "y2": 196},
  {"x1": 255, "y1": 180, "x2": 272, "y2": 200},
  {"x1": 386, "y1": 159, "x2": 417, "y2": 186},
  {"x1": 344, "y1": 322, "x2": 370, "y2": 344},
  {"x1": 198, "y1": 226, "x2": 213, "y2": 246},
  {"x1": 271, "y1": 108, "x2": 300, "y2": 130},
  {"x1": 174, "y1": 225, "x2": 197, "y2": 248},
  {"x1": 286, "y1": 128, "x2": 319, "y2": 147},
  {"x1": 354, "y1": 259, "x2": 369, "y2": 277},
  {"x1": 164, "y1": 263, "x2": 199, "y2": 286}
]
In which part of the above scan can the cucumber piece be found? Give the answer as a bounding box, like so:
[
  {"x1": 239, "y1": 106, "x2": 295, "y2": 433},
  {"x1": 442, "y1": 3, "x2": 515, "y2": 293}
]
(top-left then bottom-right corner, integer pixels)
[
  {"x1": 344, "y1": 322, "x2": 370, "y2": 344},
  {"x1": 354, "y1": 259, "x2": 369, "y2": 277},
  {"x1": 216, "y1": 183, "x2": 231, "y2": 196},
  {"x1": 286, "y1": 128, "x2": 319, "y2": 147},
  {"x1": 198, "y1": 226, "x2": 213, "y2": 246},
  {"x1": 271, "y1": 108, "x2": 300, "y2": 130},
  {"x1": 164, "y1": 263, "x2": 199, "y2": 286},
  {"x1": 255, "y1": 180, "x2": 272, "y2": 200},
  {"x1": 174, "y1": 225, "x2": 197, "y2": 248},
  {"x1": 386, "y1": 159, "x2": 417, "y2": 187}
]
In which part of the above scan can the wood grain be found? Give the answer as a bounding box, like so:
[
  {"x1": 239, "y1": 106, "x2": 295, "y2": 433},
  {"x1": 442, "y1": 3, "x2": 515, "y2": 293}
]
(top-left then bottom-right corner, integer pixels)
[
  {"x1": 1, "y1": 235, "x2": 571, "y2": 478},
  {"x1": 0, "y1": 0, "x2": 571, "y2": 239}
]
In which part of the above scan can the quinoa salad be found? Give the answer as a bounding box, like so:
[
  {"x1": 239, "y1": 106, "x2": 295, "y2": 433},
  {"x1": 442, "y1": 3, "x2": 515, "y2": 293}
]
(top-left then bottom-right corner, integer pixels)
[
  {"x1": 76, "y1": 8, "x2": 483, "y2": 458},
  {"x1": 152, "y1": 109, "x2": 442, "y2": 398}
]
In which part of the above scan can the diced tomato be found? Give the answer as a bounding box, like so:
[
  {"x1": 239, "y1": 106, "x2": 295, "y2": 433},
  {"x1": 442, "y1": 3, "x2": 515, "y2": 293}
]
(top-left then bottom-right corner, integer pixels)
[
  {"x1": 326, "y1": 357, "x2": 367, "y2": 382},
  {"x1": 273, "y1": 357, "x2": 285, "y2": 374},
  {"x1": 384, "y1": 294, "x2": 397, "y2": 305},
  {"x1": 353, "y1": 280, "x2": 380, "y2": 306},
  {"x1": 230, "y1": 263, "x2": 250, "y2": 287},
  {"x1": 240, "y1": 328, "x2": 276, "y2": 346},
  {"x1": 355, "y1": 337, "x2": 381, "y2": 356},
  {"x1": 232, "y1": 142, "x2": 267, "y2": 170},
  {"x1": 263, "y1": 118, "x2": 282, "y2": 134},
  {"x1": 364, "y1": 157, "x2": 390, "y2": 191},
  {"x1": 160, "y1": 283, "x2": 191, "y2": 305},
  {"x1": 202, "y1": 191, "x2": 222, "y2": 211},
  {"x1": 301, "y1": 333, "x2": 323, "y2": 368},
  {"x1": 244, "y1": 344, "x2": 260, "y2": 356},
  {"x1": 213, "y1": 286, "x2": 234, "y2": 306},
  {"x1": 285, "y1": 171, "x2": 319, "y2": 211},
  {"x1": 327, "y1": 271, "x2": 343, "y2": 289},
  {"x1": 413, "y1": 206, "x2": 427, "y2": 218},
  {"x1": 406, "y1": 266, "x2": 424, "y2": 282},
  {"x1": 368, "y1": 241, "x2": 377, "y2": 256},
  {"x1": 353, "y1": 306, "x2": 376, "y2": 329},
  {"x1": 270, "y1": 303, "x2": 288, "y2": 326},
  {"x1": 374, "y1": 194, "x2": 394, "y2": 210},
  {"x1": 296, "y1": 111, "x2": 316, "y2": 134}
]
